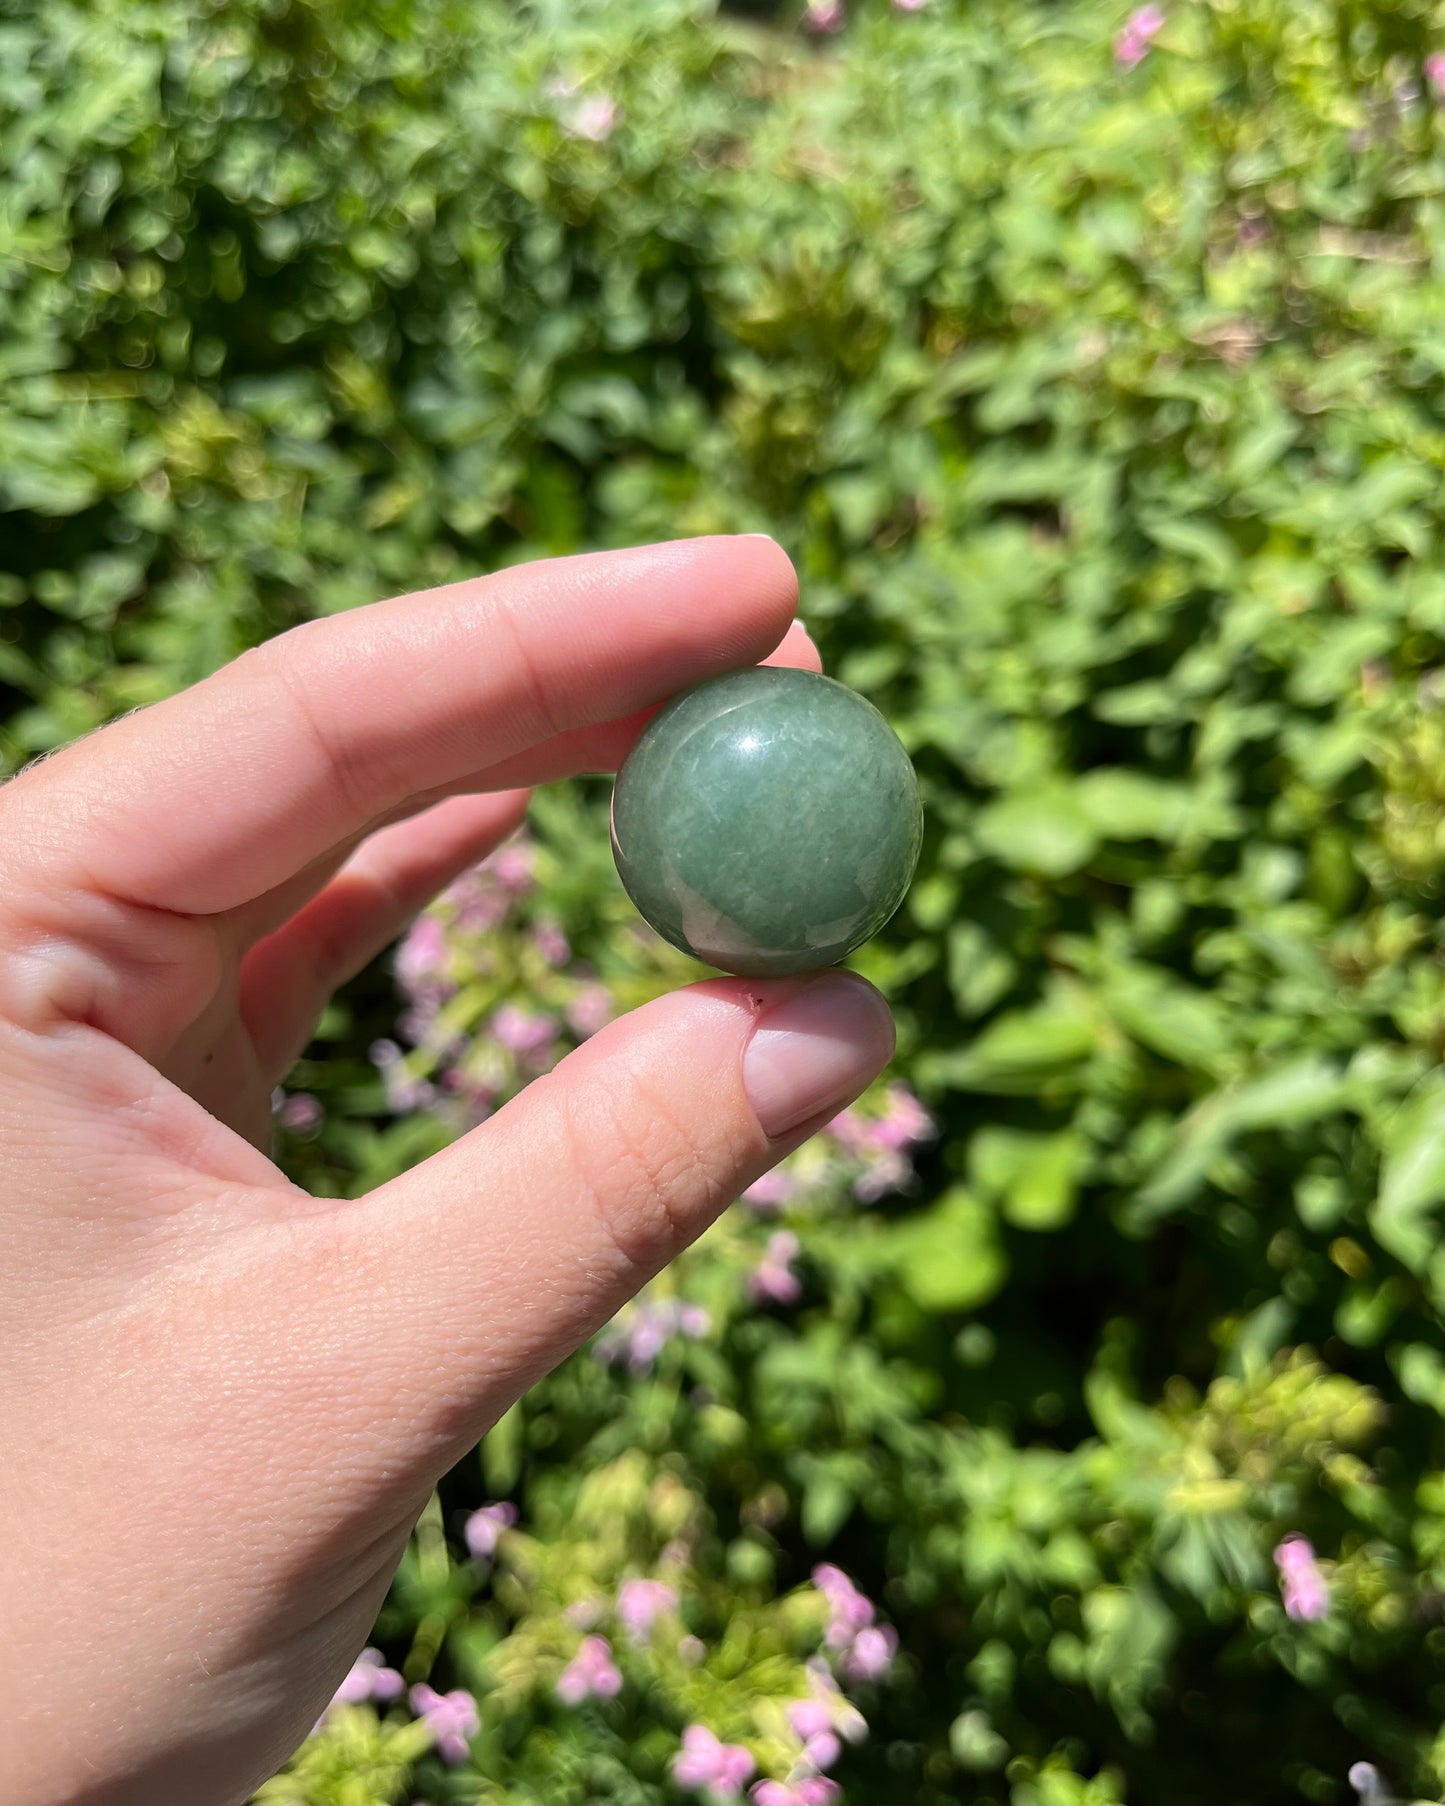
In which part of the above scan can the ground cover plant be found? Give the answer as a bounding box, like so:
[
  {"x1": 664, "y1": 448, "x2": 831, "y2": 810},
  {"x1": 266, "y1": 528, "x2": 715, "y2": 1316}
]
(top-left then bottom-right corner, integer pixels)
[{"x1": 7, "y1": 0, "x2": 1445, "y2": 1799}]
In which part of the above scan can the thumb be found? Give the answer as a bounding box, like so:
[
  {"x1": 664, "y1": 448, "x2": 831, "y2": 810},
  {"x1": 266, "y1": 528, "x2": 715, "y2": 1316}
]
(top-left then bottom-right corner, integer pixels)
[{"x1": 322, "y1": 972, "x2": 893, "y2": 1463}]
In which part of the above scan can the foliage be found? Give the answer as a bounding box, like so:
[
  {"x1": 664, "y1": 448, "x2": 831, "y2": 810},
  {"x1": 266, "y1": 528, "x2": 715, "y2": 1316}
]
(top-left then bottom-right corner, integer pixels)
[{"x1": 9, "y1": 0, "x2": 1445, "y2": 1799}]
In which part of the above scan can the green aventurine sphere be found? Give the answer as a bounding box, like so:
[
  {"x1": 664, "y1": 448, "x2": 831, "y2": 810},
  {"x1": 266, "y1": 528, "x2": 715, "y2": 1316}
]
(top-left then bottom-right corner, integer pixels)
[{"x1": 610, "y1": 666, "x2": 923, "y2": 978}]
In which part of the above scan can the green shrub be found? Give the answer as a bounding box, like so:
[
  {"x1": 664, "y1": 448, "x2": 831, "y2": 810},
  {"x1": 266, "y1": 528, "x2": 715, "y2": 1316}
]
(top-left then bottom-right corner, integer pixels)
[{"x1": 8, "y1": 0, "x2": 1445, "y2": 1800}]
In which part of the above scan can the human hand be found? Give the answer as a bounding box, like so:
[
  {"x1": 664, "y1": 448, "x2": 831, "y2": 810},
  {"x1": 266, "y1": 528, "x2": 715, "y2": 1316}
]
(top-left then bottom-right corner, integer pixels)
[{"x1": 0, "y1": 538, "x2": 896, "y2": 1805}]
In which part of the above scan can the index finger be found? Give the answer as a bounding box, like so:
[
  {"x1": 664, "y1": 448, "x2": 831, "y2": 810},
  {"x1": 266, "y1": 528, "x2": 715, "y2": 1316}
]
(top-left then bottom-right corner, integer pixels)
[{"x1": 1, "y1": 536, "x2": 798, "y2": 918}]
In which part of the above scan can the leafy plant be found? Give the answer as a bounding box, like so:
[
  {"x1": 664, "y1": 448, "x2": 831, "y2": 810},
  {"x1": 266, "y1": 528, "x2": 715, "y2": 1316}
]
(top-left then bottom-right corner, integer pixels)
[{"x1": 8, "y1": 0, "x2": 1445, "y2": 1800}]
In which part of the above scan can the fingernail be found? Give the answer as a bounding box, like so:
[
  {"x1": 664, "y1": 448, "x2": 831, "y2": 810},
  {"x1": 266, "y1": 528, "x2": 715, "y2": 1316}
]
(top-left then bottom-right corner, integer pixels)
[{"x1": 742, "y1": 972, "x2": 895, "y2": 1139}]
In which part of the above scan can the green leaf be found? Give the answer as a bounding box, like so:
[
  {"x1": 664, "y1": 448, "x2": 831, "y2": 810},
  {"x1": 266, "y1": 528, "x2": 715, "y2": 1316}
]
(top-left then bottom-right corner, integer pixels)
[
  {"x1": 950, "y1": 1709, "x2": 1009, "y2": 1771},
  {"x1": 1133, "y1": 1059, "x2": 1349, "y2": 1222},
  {"x1": 1372, "y1": 1074, "x2": 1445, "y2": 1275},
  {"x1": 921, "y1": 987, "x2": 1099, "y2": 1096},
  {"x1": 970, "y1": 1127, "x2": 1087, "y2": 1230},
  {"x1": 1103, "y1": 967, "x2": 1233, "y2": 1070},
  {"x1": 1081, "y1": 1583, "x2": 1175, "y2": 1729},
  {"x1": 975, "y1": 785, "x2": 1098, "y2": 877},
  {"x1": 1076, "y1": 769, "x2": 1195, "y2": 844},
  {"x1": 946, "y1": 919, "x2": 1019, "y2": 1019},
  {"x1": 885, "y1": 1187, "x2": 1007, "y2": 1313}
]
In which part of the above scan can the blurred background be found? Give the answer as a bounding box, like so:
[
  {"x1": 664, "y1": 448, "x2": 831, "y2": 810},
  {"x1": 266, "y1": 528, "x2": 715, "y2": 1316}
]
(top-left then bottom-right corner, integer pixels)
[{"x1": 7, "y1": 0, "x2": 1445, "y2": 1800}]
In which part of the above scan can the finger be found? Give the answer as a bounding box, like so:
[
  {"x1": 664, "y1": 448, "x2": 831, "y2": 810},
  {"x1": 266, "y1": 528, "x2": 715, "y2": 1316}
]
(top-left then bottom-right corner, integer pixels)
[
  {"x1": 2, "y1": 537, "x2": 798, "y2": 924},
  {"x1": 763, "y1": 618, "x2": 821, "y2": 674},
  {"x1": 471, "y1": 615, "x2": 826, "y2": 792},
  {"x1": 238, "y1": 790, "x2": 529, "y2": 1081},
  {"x1": 230, "y1": 618, "x2": 823, "y2": 952},
  {"x1": 234, "y1": 622, "x2": 821, "y2": 1072},
  {"x1": 302, "y1": 971, "x2": 894, "y2": 1478}
]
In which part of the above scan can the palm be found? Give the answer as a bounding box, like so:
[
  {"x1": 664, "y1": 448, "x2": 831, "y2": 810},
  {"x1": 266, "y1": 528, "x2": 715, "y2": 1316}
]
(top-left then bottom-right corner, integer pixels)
[{"x1": 87, "y1": 780, "x2": 532, "y2": 1153}]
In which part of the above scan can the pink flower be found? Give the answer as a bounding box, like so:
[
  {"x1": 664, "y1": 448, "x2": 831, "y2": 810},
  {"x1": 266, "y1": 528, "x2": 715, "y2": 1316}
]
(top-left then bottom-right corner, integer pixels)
[
  {"x1": 788, "y1": 1700, "x2": 833, "y2": 1743},
  {"x1": 370, "y1": 1040, "x2": 437, "y2": 1114},
  {"x1": 827, "y1": 1108, "x2": 870, "y2": 1154},
  {"x1": 274, "y1": 1091, "x2": 324, "y2": 1134},
  {"x1": 742, "y1": 1169, "x2": 796, "y2": 1211},
  {"x1": 332, "y1": 1665, "x2": 373, "y2": 1706},
  {"x1": 714, "y1": 1745, "x2": 758, "y2": 1794},
  {"x1": 749, "y1": 1231, "x2": 802, "y2": 1306},
  {"x1": 788, "y1": 1701, "x2": 842, "y2": 1769},
  {"x1": 556, "y1": 1634, "x2": 623, "y2": 1704},
  {"x1": 853, "y1": 1148, "x2": 913, "y2": 1203},
  {"x1": 1114, "y1": 5, "x2": 1164, "y2": 67},
  {"x1": 408, "y1": 1684, "x2": 479, "y2": 1763},
  {"x1": 810, "y1": 1567, "x2": 897, "y2": 1684},
  {"x1": 803, "y1": 0, "x2": 845, "y2": 31},
  {"x1": 841, "y1": 1623, "x2": 897, "y2": 1682},
  {"x1": 752, "y1": 1783, "x2": 840, "y2": 1806},
  {"x1": 331, "y1": 1647, "x2": 404, "y2": 1708},
  {"x1": 566, "y1": 982, "x2": 615, "y2": 1039},
  {"x1": 1348, "y1": 1765, "x2": 1386, "y2": 1805},
  {"x1": 678, "y1": 1634, "x2": 706, "y2": 1666},
  {"x1": 463, "y1": 1501, "x2": 516, "y2": 1561},
  {"x1": 813, "y1": 1563, "x2": 875, "y2": 1644},
  {"x1": 617, "y1": 1577, "x2": 678, "y2": 1640},
  {"x1": 673, "y1": 1724, "x2": 757, "y2": 1797},
  {"x1": 620, "y1": 1313, "x2": 670, "y2": 1370},
  {"x1": 785, "y1": 1669, "x2": 868, "y2": 1757},
  {"x1": 490, "y1": 1004, "x2": 557, "y2": 1065},
  {"x1": 442, "y1": 1065, "x2": 496, "y2": 1117},
  {"x1": 828, "y1": 1090, "x2": 935, "y2": 1198},
  {"x1": 893, "y1": 0, "x2": 926, "y2": 10},
  {"x1": 490, "y1": 842, "x2": 535, "y2": 894},
  {"x1": 363, "y1": 1657, "x2": 404, "y2": 1704},
  {"x1": 566, "y1": 93, "x2": 621, "y2": 142},
  {"x1": 388, "y1": 1074, "x2": 435, "y2": 1111},
  {"x1": 795, "y1": 1785, "x2": 841, "y2": 1806},
  {"x1": 1427, "y1": 53, "x2": 1445, "y2": 101},
  {"x1": 396, "y1": 1002, "x2": 443, "y2": 1048},
  {"x1": 597, "y1": 1299, "x2": 710, "y2": 1371},
  {"x1": 533, "y1": 919, "x2": 570, "y2": 967},
  {"x1": 445, "y1": 867, "x2": 510, "y2": 932},
  {"x1": 1274, "y1": 1535, "x2": 1329, "y2": 1622},
  {"x1": 395, "y1": 915, "x2": 449, "y2": 995},
  {"x1": 808, "y1": 1731, "x2": 841, "y2": 1769},
  {"x1": 869, "y1": 1084, "x2": 934, "y2": 1151}
]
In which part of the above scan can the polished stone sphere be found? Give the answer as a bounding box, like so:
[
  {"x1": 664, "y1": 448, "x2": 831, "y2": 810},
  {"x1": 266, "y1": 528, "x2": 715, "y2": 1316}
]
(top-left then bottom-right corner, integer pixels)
[{"x1": 610, "y1": 666, "x2": 922, "y2": 978}]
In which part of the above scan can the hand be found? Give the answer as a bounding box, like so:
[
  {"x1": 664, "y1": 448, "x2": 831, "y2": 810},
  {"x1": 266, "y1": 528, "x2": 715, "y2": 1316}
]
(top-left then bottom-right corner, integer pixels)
[{"x1": 0, "y1": 537, "x2": 896, "y2": 1806}]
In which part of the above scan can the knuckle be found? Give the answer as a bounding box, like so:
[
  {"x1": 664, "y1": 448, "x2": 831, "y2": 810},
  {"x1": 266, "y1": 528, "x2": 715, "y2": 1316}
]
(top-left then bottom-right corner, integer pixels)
[
  {"x1": 562, "y1": 1065, "x2": 724, "y2": 1279},
  {"x1": 305, "y1": 866, "x2": 404, "y2": 991},
  {"x1": 264, "y1": 634, "x2": 380, "y2": 826},
  {"x1": 482, "y1": 585, "x2": 565, "y2": 744}
]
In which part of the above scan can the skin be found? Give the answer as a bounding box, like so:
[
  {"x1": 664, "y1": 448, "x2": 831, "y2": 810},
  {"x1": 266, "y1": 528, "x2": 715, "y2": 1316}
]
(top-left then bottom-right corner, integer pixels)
[{"x1": 0, "y1": 536, "x2": 898, "y2": 1806}]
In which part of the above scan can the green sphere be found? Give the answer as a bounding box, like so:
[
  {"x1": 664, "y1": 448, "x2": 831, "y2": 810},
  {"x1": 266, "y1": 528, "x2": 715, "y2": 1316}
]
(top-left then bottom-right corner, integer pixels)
[{"x1": 610, "y1": 666, "x2": 922, "y2": 978}]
